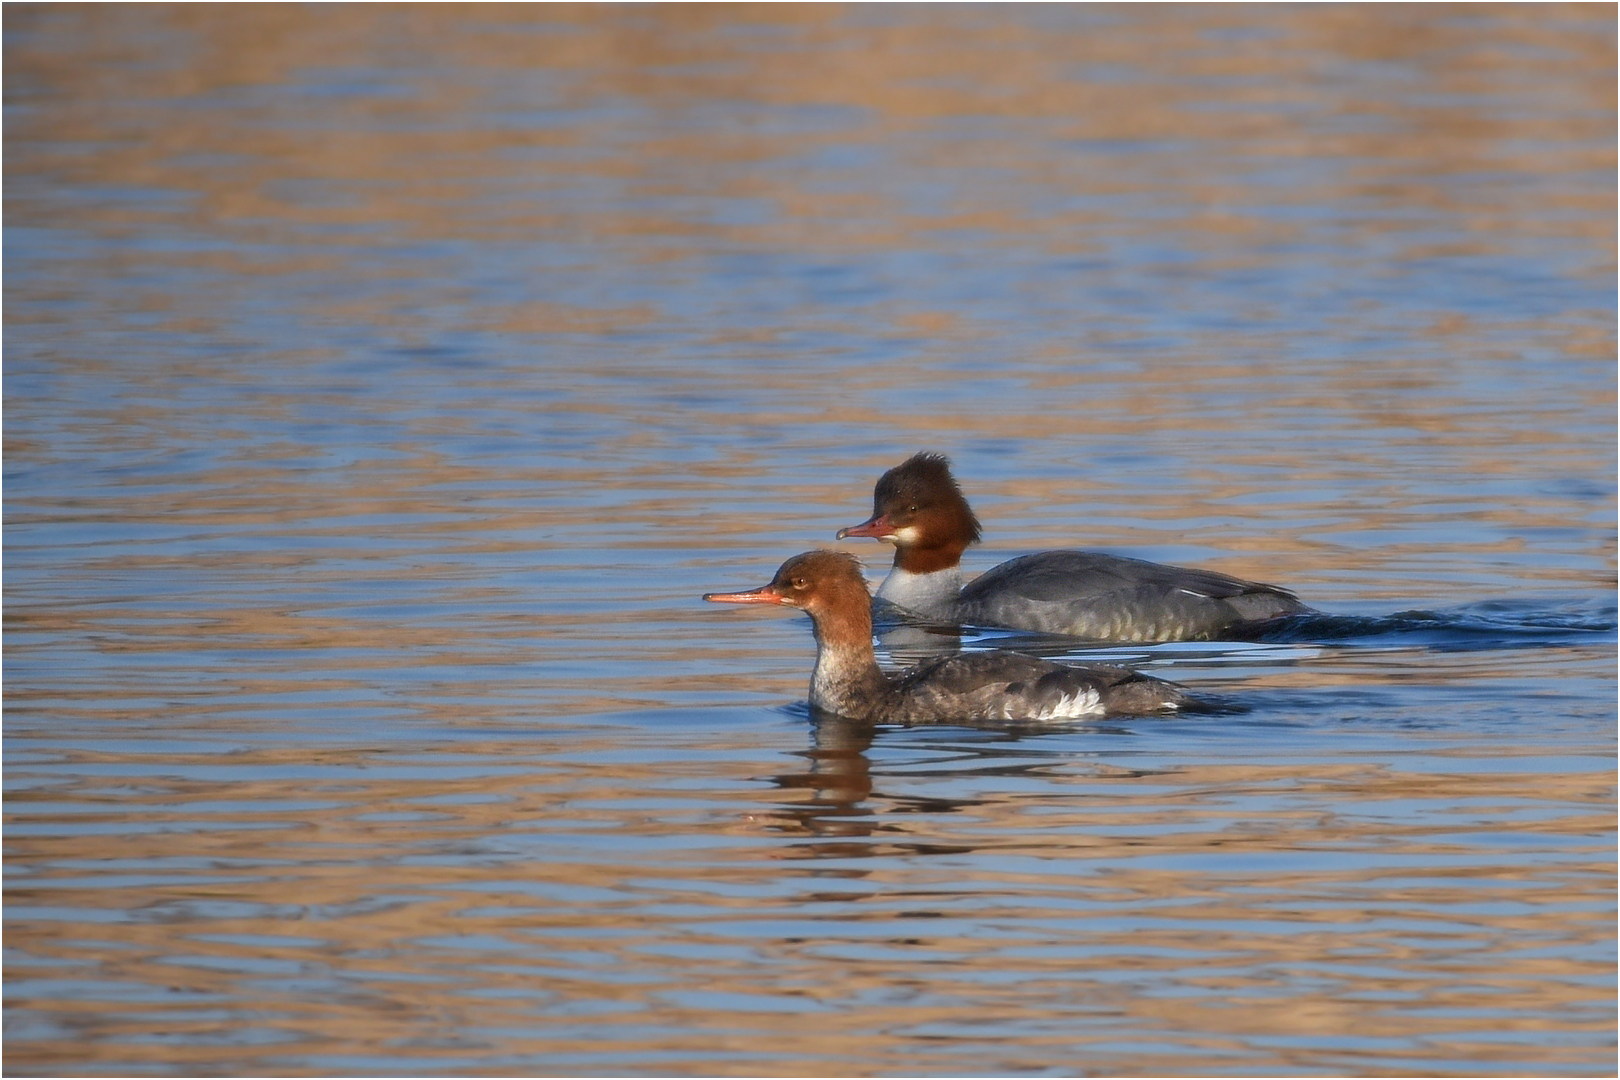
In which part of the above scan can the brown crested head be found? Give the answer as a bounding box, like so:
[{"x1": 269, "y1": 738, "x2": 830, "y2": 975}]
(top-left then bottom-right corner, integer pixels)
[
  {"x1": 836, "y1": 451, "x2": 984, "y2": 550},
  {"x1": 763, "y1": 549, "x2": 869, "y2": 612},
  {"x1": 873, "y1": 452, "x2": 982, "y2": 547},
  {"x1": 704, "y1": 549, "x2": 870, "y2": 615}
]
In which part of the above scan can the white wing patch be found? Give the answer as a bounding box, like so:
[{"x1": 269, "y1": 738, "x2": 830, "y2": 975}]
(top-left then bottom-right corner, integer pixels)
[{"x1": 1002, "y1": 685, "x2": 1104, "y2": 722}]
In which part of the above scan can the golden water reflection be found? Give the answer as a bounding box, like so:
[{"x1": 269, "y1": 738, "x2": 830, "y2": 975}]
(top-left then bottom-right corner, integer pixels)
[
  {"x1": 5, "y1": 3, "x2": 1614, "y2": 1075},
  {"x1": 7, "y1": 722, "x2": 1612, "y2": 1075}
]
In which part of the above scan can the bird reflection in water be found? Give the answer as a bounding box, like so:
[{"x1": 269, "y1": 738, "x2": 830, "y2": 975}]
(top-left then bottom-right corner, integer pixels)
[
  {"x1": 764, "y1": 713, "x2": 991, "y2": 855},
  {"x1": 766, "y1": 713, "x2": 879, "y2": 842}
]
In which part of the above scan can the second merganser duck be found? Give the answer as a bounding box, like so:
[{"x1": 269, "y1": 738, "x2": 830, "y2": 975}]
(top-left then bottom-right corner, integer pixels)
[
  {"x1": 704, "y1": 550, "x2": 1188, "y2": 723},
  {"x1": 837, "y1": 452, "x2": 1311, "y2": 642}
]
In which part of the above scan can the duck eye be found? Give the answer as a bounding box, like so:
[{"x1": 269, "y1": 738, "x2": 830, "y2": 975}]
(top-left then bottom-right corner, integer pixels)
[{"x1": 792, "y1": 577, "x2": 808, "y2": 590}]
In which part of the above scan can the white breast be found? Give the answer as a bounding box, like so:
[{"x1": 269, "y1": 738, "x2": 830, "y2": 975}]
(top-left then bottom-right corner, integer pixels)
[{"x1": 874, "y1": 566, "x2": 962, "y2": 619}]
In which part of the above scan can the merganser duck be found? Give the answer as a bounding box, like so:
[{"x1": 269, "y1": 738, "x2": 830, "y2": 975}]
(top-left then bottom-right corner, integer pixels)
[
  {"x1": 837, "y1": 452, "x2": 1311, "y2": 642},
  {"x1": 704, "y1": 550, "x2": 1188, "y2": 723}
]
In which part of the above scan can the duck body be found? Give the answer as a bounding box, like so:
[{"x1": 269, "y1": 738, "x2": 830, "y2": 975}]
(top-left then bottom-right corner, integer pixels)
[
  {"x1": 705, "y1": 550, "x2": 1188, "y2": 724},
  {"x1": 883, "y1": 650, "x2": 1187, "y2": 724},
  {"x1": 839, "y1": 453, "x2": 1310, "y2": 642},
  {"x1": 957, "y1": 550, "x2": 1307, "y2": 641}
]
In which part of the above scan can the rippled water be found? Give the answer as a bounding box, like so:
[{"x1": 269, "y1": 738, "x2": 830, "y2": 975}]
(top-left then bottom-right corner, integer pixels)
[{"x1": 5, "y1": 5, "x2": 1615, "y2": 1076}]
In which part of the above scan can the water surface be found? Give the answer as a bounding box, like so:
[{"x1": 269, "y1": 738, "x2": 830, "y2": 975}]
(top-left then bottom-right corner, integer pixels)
[{"x1": 5, "y1": 5, "x2": 1615, "y2": 1076}]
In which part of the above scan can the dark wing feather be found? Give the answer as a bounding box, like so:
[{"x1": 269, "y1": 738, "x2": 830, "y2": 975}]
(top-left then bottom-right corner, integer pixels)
[{"x1": 889, "y1": 650, "x2": 1183, "y2": 722}]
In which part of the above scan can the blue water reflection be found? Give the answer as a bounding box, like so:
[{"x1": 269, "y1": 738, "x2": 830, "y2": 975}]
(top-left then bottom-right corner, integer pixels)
[{"x1": 6, "y1": 3, "x2": 1614, "y2": 1076}]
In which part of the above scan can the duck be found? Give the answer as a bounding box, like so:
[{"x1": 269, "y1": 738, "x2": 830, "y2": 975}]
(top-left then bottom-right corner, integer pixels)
[
  {"x1": 837, "y1": 452, "x2": 1311, "y2": 641},
  {"x1": 704, "y1": 550, "x2": 1189, "y2": 723}
]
